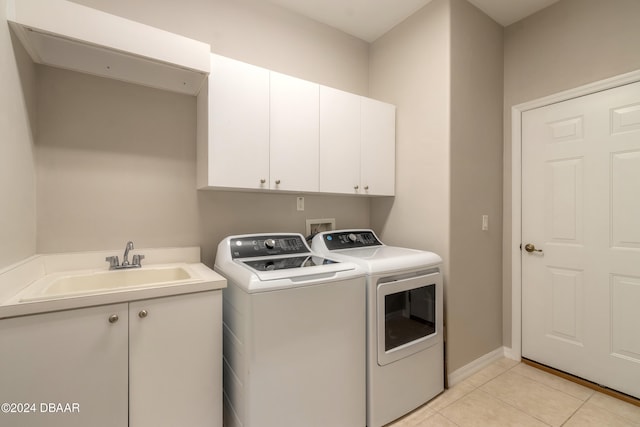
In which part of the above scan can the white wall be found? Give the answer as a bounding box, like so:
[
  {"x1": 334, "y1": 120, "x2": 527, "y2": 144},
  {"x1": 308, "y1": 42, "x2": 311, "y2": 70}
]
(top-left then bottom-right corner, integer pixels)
[
  {"x1": 35, "y1": 68, "x2": 199, "y2": 253},
  {"x1": 71, "y1": 0, "x2": 369, "y2": 96},
  {"x1": 0, "y1": 0, "x2": 37, "y2": 268},
  {"x1": 502, "y1": 0, "x2": 640, "y2": 348},
  {"x1": 32, "y1": 0, "x2": 372, "y2": 265}
]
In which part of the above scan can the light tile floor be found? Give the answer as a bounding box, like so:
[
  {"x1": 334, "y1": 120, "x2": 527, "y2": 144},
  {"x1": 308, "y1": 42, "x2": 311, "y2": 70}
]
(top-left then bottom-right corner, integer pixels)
[{"x1": 387, "y1": 358, "x2": 640, "y2": 427}]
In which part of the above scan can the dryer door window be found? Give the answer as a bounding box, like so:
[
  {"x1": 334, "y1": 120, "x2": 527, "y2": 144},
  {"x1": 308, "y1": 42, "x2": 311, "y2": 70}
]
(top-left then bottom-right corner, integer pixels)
[
  {"x1": 384, "y1": 284, "x2": 436, "y2": 351},
  {"x1": 377, "y1": 271, "x2": 442, "y2": 366}
]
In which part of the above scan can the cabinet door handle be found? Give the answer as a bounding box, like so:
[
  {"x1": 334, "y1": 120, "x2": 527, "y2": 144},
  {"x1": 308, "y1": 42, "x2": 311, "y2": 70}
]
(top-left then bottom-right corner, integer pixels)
[
  {"x1": 275, "y1": 179, "x2": 281, "y2": 185},
  {"x1": 364, "y1": 185, "x2": 369, "y2": 190},
  {"x1": 138, "y1": 309, "x2": 149, "y2": 319},
  {"x1": 260, "y1": 178, "x2": 266, "y2": 184},
  {"x1": 108, "y1": 314, "x2": 119, "y2": 324},
  {"x1": 354, "y1": 185, "x2": 359, "y2": 190}
]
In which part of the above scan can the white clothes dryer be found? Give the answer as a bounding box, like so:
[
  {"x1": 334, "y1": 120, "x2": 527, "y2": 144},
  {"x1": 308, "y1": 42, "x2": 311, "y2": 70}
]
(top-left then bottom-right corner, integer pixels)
[
  {"x1": 215, "y1": 233, "x2": 366, "y2": 427},
  {"x1": 312, "y1": 229, "x2": 443, "y2": 427}
]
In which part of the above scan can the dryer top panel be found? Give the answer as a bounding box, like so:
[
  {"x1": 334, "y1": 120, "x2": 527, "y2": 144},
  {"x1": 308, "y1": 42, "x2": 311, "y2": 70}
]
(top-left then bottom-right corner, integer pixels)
[{"x1": 311, "y1": 229, "x2": 442, "y2": 274}]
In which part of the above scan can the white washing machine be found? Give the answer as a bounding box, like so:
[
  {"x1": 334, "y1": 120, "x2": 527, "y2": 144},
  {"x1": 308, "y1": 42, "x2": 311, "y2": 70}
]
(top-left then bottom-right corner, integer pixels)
[
  {"x1": 214, "y1": 233, "x2": 366, "y2": 427},
  {"x1": 312, "y1": 229, "x2": 443, "y2": 427}
]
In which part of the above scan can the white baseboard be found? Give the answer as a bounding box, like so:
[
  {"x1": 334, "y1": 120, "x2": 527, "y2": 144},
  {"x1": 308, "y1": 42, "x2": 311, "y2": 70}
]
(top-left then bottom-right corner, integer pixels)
[
  {"x1": 503, "y1": 346, "x2": 521, "y2": 362},
  {"x1": 448, "y1": 346, "x2": 519, "y2": 386}
]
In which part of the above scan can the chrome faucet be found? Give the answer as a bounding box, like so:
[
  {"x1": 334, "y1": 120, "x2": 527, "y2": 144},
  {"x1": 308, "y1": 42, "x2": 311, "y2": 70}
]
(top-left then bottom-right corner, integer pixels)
[
  {"x1": 105, "y1": 241, "x2": 145, "y2": 270},
  {"x1": 122, "y1": 241, "x2": 134, "y2": 267}
]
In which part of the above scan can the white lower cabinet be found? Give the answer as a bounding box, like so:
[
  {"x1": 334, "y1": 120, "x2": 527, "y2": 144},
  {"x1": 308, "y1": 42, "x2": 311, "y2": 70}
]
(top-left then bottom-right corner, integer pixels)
[
  {"x1": 129, "y1": 292, "x2": 221, "y2": 427},
  {"x1": 0, "y1": 303, "x2": 128, "y2": 427},
  {"x1": 0, "y1": 291, "x2": 221, "y2": 427}
]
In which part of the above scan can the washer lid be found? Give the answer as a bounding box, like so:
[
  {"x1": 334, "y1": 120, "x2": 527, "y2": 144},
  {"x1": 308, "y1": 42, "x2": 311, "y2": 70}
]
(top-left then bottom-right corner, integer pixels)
[
  {"x1": 235, "y1": 255, "x2": 354, "y2": 282},
  {"x1": 241, "y1": 255, "x2": 337, "y2": 272}
]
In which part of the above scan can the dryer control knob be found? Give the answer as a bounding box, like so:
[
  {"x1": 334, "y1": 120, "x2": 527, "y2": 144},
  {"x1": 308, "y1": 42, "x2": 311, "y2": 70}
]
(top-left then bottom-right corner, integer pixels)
[
  {"x1": 348, "y1": 233, "x2": 357, "y2": 242},
  {"x1": 264, "y1": 239, "x2": 276, "y2": 249}
]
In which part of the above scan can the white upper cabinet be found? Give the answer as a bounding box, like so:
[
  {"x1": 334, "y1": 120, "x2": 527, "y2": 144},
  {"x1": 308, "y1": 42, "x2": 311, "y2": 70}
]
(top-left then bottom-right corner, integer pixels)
[
  {"x1": 197, "y1": 54, "x2": 270, "y2": 190},
  {"x1": 319, "y1": 87, "x2": 396, "y2": 196},
  {"x1": 320, "y1": 86, "x2": 362, "y2": 194},
  {"x1": 6, "y1": 0, "x2": 210, "y2": 95},
  {"x1": 270, "y1": 72, "x2": 320, "y2": 192},
  {"x1": 197, "y1": 54, "x2": 395, "y2": 196},
  {"x1": 361, "y1": 98, "x2": 396, "y2": 196}
]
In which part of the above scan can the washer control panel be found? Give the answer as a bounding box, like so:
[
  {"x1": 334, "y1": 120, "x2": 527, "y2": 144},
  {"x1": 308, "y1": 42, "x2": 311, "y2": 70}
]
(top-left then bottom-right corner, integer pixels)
[
  {"x1": 231, "y1": 235, "x2": 309, "y2": 258},
  {"x1": 322, "y1": 230, "x2": 382, "y2": 250}
]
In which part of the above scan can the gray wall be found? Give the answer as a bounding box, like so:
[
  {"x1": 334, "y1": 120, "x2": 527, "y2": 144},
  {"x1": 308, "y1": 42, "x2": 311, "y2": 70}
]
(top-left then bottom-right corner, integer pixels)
[
  {"x1": 10, "y1": 0, "x2": 637, "y2": 373},
  {"x1": 369, "y1": 0, "x2": 504, "y2": 373},
  {"x1": 0, "y1": 0, "x2": 37, "y2": 268},
  {"x1": 369, "y1": 0, "x2": 451, "y2": 258},
  {"x1": 33, "y1": 0, "x2": 372, "y2": 266},
  {"x1": 502, "y1": 0, "x2": 640, "y2": 348},
  {"x1": 449, "y1": 0, "x2": 503, "y2": 372}
]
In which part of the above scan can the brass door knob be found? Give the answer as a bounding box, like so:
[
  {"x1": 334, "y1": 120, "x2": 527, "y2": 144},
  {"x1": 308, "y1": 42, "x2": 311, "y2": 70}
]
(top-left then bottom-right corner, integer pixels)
[{"x1": 524, "y1": 243, "x2": 543, "y2": 253}]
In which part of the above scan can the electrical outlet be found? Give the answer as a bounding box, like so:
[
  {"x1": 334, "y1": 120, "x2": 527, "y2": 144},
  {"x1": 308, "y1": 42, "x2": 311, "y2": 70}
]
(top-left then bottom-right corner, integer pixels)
[
  {"x1": 297, "y1": 197, "x2": 304, "y2": 211},
  {"x1": 306, "y1": 218, "x2": 336, "y2": 236}
]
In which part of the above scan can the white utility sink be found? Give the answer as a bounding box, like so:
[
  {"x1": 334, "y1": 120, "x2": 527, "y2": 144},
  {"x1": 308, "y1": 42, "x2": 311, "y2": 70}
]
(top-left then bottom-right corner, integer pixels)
[
  {"x1": 21, "y1": 265, "x2": 198, "y2": 302},
  {"x1": 0, "y1": 247, "x2": 226, "y2": 319}
]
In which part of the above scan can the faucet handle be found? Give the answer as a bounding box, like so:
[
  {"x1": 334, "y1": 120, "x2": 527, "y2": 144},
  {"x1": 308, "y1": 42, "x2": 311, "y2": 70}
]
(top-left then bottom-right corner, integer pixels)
[
  {"x1": 105, "y1": 256, "x2": 119, "y2": 269},
  {"x1": 132, "y1": 254, "x2": 145, "y2": 267}
]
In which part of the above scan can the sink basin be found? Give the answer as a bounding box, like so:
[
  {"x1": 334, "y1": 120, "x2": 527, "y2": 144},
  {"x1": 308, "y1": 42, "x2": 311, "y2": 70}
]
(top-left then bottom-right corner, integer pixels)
[{"x1": 21, "y1": 266, "x2": 196, "y2": 302}]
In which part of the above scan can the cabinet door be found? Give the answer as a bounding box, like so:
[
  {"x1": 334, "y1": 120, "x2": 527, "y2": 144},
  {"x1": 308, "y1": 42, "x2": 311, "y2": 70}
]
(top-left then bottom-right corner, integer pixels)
[
  {"x1": 203, "y1": 54, "x2": 270, "y2": 189},
  {"x1": 0, "y1": 304, "x2": 128, "y2": 427},
  {"x1": 319, "y1": 86, "x2": 361, "y2": 194},
  {"x1": 270, "y1": 71, "x2": 319, "y2": 192},
  {"x1": 129, "y1": 291, "x2": 222, "y2": 427},
  {"x1": 361, "y1": 97, "x2": 396, "y2": 196}
]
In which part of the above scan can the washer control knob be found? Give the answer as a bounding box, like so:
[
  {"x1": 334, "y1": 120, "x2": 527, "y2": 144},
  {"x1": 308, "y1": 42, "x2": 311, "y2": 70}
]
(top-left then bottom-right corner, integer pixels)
[
  {"x1": 348, "y1": 233, "x2": 357, "y2": 242},
  {"x1": 264, "y1": 239, "x2": 276, "y2": 249}
]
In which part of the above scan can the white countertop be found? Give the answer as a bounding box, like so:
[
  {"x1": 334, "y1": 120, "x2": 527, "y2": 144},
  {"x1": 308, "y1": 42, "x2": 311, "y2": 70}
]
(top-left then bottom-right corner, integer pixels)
[{"x1": 0, "y1": 247, "x2": 226, "y2": 319}]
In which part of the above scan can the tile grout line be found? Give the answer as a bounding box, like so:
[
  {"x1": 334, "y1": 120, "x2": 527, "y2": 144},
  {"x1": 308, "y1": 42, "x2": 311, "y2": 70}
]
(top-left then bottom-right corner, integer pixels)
[
  {"x1": 411, "y1": 359, "x2": 639, "y2": 427},
  {"x1": 476, "y1": 364, "x2": 574, "y2": 427},
  {"x1": 558, "y1": 394, "x2": 591, "y2": 427},
  {"x1": 474, "y1": 388, "x2": 555, "y2": 427}
]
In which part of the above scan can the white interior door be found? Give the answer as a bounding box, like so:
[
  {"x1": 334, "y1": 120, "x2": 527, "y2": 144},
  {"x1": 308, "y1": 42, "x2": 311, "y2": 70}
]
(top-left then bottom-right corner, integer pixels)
[{"x1": 522, "y1": 81, "x2": 640, "y2": 399}]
